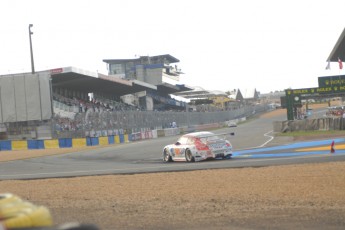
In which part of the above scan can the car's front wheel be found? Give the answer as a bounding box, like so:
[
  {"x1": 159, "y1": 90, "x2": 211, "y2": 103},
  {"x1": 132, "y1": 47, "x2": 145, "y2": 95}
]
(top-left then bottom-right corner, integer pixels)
[
  {"x1": 185, "y1": 149, "x2": 195, "y2": 162},
  {"x1": 163, "y1": 149, "x2": 172, "y2": 162}
]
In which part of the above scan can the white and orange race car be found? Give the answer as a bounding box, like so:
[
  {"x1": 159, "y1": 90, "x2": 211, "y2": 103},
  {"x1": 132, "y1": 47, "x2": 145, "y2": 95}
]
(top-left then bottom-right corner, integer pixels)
[{"x1": 163, "y1": 131, "x2": 234, "y2": 162}]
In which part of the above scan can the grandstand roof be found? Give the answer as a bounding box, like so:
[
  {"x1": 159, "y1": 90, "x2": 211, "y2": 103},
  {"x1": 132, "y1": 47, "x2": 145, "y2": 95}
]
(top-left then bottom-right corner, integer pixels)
[
  {"x1": 241, "y1": 88, "x2": 259, "y2": 99},
  {"x1": 49, "y1": 67, "x2": 156, "y2": 96},
  {"x1": 209, "y1": 90, "x2": 227, "y2": 96},
  {"x1": 327, "y1": 28, "x2": 345, "y2": 62},
  {"x1": 157, "y1": 83, "x2": 193, "y2": 95},
  {"x1": 103, "y1": 54, "x2": 180, "y2": 64},
  {"x1": 228, "y1": 89, "x2": 243, "y2": 101},
  {"x1": 172, "y1": 86, "x2": 222, "y2": 99},
  {"x1": 173, "y1": 86, "x2": 208, "y2": 96}
]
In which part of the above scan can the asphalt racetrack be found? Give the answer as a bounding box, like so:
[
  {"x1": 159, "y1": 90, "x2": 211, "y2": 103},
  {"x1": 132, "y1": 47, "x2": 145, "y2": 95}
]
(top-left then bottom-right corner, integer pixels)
[{"x1": 1, "y1": 109, "x2": 345, "y2": 180}]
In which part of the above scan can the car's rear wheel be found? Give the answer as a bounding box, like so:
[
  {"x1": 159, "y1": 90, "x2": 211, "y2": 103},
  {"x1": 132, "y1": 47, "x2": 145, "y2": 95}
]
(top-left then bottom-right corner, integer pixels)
[
  {"x1": 185, "y1": 149, "x2": 195, "y2": 162},
  {"x1": 224, "y1": 154, "x2": 232, "y2": 159},
  {"x1": 163, "y1": 149, "x2": 172, "y2": 162}
]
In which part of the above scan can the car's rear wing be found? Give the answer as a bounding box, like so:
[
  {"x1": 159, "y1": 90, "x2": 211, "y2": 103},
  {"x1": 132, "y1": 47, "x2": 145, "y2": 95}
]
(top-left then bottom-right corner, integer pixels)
[
  {"x1": 201, "y1": 132, "x2": 234, "y2": 138},
  {"x1": 199, "y1": 132, "x2": 234, "y2": 142}
]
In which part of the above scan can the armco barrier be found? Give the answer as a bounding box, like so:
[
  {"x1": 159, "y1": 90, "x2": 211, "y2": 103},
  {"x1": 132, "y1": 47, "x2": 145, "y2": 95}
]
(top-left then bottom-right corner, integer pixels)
[
  {"x1": 28, "y1": 140, "x2": 44, "y2": 150},
  {"x1": 180, "y1": 126, "x2": 196, "y2": 134},
  {"x1": 58, "y1": 138, "x2": 72, "y2": 148},
  {"x1": 0, "y1": 129, "x2": 174, "y2": 152},
  {"x1": 115, "y1": 135, "x2": 120, "y2": 144},
  {"x1": 129, "y1": 131, "x2": 155, "y2": 141},
  {"x1": 99, "y1": 136, "x2": 108, "y2": 146},
  {"x1": 152, "y1": 130, "x2": 158, "y2": 138},
  {"x1": 72, "y1": 138, "x2": 87, "y2": 147},
  {"x1": 0, "y1": 140, "x2": 11, "y2": 151},
  {"x1": 12, "y1": 140, "x2": 28, "y2": 151},
  {"x1": 164, "y1": 128, "x2": 180, "y2": 137},
  {"x1": 157, "y1": 129, "x2": 165, "y2": 137},
  {"x1": 44, "y1": 139, "x2": 59, "y2": 149},
  {"x1": 108, "y1": 135, "x2": 115, "y2": 144},
  {"x1": 87, "y1": 137, "x2": 99, "y2": 146},
  {"x1": 147, "y1": 131, "x2": 153, "y2": 139},
  {"x1": 119, "y1": 134, "x2": 125, "y2": 143},
  {"x1": 132, "y1": 132, "x2": 141, "y2": 140}
]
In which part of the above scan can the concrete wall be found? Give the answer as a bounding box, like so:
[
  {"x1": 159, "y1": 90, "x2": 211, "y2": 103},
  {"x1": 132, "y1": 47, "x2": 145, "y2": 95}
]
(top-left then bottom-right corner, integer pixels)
[
  {"x1": 0, "y1": 73, "x2": 52, "y2": 123},
  {"x1": 136, "y1": 65, "x2": 145, "y2": 82},
  {"x1": 273, "y1": 117, "x2": 345, "y2": 132},
  {"x1": 145, "y1": 68, "x2": 163, "y2": 85}
]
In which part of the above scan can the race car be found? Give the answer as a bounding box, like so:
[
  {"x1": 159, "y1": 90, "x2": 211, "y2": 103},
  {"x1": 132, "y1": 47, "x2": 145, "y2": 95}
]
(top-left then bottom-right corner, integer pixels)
[{"x1": 163, "y1": 131, "x2": 234, "y2": 162}]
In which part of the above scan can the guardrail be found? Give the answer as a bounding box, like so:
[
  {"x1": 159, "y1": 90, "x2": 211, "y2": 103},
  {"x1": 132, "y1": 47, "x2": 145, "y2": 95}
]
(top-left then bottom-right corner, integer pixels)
[{"x1": 0, "y1": 121, "x2": 234, "y2": 151}]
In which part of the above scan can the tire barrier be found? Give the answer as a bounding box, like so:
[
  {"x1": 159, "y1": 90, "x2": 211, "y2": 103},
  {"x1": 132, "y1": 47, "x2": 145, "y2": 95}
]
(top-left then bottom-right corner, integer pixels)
[{"x1": 0, "y1": 194, "x2": 100, "y2": 230}]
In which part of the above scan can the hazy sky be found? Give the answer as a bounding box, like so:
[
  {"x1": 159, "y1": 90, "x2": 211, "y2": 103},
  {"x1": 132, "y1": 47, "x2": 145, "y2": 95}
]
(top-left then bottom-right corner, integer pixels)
[{"x1": 1, "y1": 0, "x2": 345, "y2": 94}]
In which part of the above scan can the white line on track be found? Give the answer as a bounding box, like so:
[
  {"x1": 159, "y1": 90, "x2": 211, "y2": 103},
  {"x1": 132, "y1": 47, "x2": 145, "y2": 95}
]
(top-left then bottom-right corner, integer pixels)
[
  {"x1": 236, "y1": 130, "x2": 275, "y2": 151},
  {"x1": 259, "y1": 130, "x2": 275, "y2": 147}
]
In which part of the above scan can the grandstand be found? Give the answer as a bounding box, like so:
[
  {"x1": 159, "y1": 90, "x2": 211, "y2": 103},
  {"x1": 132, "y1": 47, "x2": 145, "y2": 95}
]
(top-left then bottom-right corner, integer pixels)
[
  {"x1": 173, "y1": 86, "x2": 243, "y2": 112},
  {"x1": 0, "y1": 63, "x2": 192, "y2": 139},
  {"x1": 0, "y1": 55, "x2": 268, "y2": 141}
]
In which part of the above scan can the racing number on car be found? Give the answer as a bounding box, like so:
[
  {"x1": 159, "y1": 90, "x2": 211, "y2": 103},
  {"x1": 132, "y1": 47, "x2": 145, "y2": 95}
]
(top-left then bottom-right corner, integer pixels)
[
  {"x1": 170, "y1": 148, "x2": 179, "y2": 156},
  {"x1": 171, "y1": 148, "x2": 185, "y2": 156}
]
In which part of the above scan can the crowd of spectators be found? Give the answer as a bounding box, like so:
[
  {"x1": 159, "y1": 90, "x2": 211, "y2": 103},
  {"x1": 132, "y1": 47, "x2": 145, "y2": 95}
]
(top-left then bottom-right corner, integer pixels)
[
  {"x1": 53, "y1": 93, "x2": 142, "y2": 114},
  {"x1": 52, "y1": 92, "x2": 241, "y2": 134},
  {"x1": 53, "y1": 93, "x2": 144, "y2": 132}
]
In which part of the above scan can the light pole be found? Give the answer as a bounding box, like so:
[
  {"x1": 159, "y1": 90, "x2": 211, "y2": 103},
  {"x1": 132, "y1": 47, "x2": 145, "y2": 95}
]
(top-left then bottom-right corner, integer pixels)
[{"x1": 29, "y1": 24, "x2": 35, "y2": 74}]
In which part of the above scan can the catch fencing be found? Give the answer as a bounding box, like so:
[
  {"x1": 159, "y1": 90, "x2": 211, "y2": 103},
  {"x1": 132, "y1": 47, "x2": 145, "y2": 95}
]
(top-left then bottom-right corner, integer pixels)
[
  {"x1": 3, "y1": 104, "x2": 269, "y2": 140},
  {"x1": 52, "y1": 104, "x2": 268, "y2": 139}
]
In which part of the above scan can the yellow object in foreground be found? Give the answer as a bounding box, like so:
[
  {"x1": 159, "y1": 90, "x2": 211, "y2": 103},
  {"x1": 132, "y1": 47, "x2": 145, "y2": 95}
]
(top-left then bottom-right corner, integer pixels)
[
  {"x1": 0, "y1": 193, "x2": 22, "y2": 207},
  {"x1": 3, "y1": 206, "x2": 53, "y2": 228},
  {"x1": 0, "y1": 193, "x2": 53, "y2": 228}
]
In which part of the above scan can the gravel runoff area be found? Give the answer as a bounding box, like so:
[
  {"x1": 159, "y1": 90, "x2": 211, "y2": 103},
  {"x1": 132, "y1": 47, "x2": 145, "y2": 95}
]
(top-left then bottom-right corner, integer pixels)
[
  {"x1": 1, "y1": 108, "x2": 345, "y2": 230},
  {"x1": 1, "y1": 163, "x2": 345, "y2": 230}
]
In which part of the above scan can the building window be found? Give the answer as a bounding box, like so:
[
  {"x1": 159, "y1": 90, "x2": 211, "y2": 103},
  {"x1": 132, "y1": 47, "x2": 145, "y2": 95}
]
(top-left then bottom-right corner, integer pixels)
[
  {"x1": 110, "y1": 64, "x2": 125, "y2": 75},
  {"x1": 125, "y1": 62, "x2": 134, "y2": 72}
]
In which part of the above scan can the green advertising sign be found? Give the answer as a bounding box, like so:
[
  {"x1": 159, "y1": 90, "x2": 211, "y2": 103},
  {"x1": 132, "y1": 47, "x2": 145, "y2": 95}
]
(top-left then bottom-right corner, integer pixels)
[
  {"x1": 318, "y1": 75, "x2": 345, "y2": 88},
  {"x1": 284, "y1": 78, "x2": 345, "y2": 121},
  {"x1": 285, "y1": 85, "x2": 345, "y2": 96}
]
